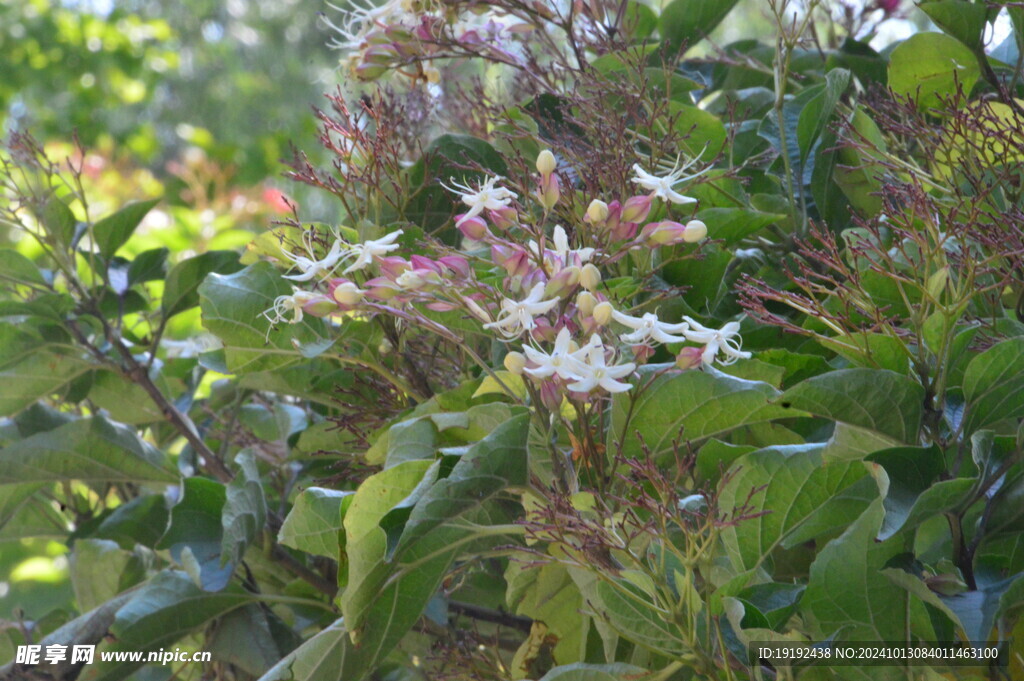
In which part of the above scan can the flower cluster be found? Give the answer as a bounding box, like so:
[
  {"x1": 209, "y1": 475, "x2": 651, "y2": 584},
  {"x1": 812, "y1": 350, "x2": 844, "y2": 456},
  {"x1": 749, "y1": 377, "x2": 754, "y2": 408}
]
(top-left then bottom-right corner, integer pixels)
[{"x1": 262, "y1": 150, "x2": 751, "y2": 401}]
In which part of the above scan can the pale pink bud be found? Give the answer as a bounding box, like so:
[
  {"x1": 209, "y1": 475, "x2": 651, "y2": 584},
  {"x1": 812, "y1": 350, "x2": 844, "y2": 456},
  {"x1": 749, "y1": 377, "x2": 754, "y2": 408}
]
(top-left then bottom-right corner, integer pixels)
[
  {"x1": 537, "y1": 172, "x2": 560, "y2": 210},
  {"x1": 377, "y1": 256, "x2": 410, "y2": 281},
  {"x1": 545, "y1": 266, "x2": 580, "y2": 298},
  {"x1": 633, "y1": 344, "x2": 655, "y2": 364},
  {"x1": 329, "y1": 279, "x2": 366, "y2": 306},
  {"x1": 621, "y1": 194, "x2": 653, "y2": 224},
  {"x1": 539, "y1": 379, "x2": 562, "y2": 412},
  {"x1": 675, "y1": 346, "x2": 704, "y2": 370},
  {"x1": 641, "y1": 220, "x2": 688, "y2": 246},
  {"x1": 438, "y1": 255, "x2": 470, "y2": 278},
  {"x1": 301, "y1": 295, "x2": 337, "y2": 317},
  {"x1": 488, "y1": 206, "x2": 519, "y2": 230}
]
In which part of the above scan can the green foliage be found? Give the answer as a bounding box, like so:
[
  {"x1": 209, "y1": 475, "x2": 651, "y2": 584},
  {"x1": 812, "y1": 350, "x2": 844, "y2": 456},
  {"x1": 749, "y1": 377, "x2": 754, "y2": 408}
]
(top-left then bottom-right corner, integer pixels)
[{"x1": 4, "y1": 1, "x2": 1024, "y2": 680}]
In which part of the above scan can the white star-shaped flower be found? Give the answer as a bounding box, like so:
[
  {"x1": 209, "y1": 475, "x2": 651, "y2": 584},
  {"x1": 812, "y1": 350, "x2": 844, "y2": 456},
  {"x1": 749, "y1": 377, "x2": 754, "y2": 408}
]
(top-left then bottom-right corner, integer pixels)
[
  {"x1": 342, "y1": 229, "x2": 403, "y2": 274},
  {"x1": 262, "y1": 289, "x2": 322, "y2": 333},
  {"x1": 278, "y1": 232, "x2": 346, "y2": 282},
  {"x1": 442, "y1": 175, "x2": 518, "y2": 226},
  {"x1": 523, "y1": 327, "x2": 587, "y2": 381},
  {"x1": 483, "y1": 282, "x2": 560, "y2": 338},
  {"x1": 566, "y1": 336, "x2": 635, "y2": 393},
  {"x1": 682, "y1": 317, "x2": 752, "y2": 366},
  {"x1": 611, "y1": 309, "x2": 689, "y2": 345},
  {"x1": 630, "y1": 155, "x2": 705, "y2": 205}
]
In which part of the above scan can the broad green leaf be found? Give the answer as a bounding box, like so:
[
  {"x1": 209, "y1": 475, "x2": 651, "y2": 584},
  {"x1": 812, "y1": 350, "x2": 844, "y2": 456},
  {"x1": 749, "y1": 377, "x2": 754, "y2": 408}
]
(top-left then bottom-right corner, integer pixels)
[
  {"x1": 866, "y1": 445, "x2": 974, "y2": 541},
  {"x1": 156, "y1": 477, "x2": 234, "y2": 592},
  {"x1": 93, "y1": 494, "x2": 169, "y2": 549},
  {"x1": 43, "y1": 198, "x2": 77, "y2": 246},
  {"x1": 887, "y1": 33, "x2": 980, "y2": 110},
  {"x1": 0, "y1": 416, "x2": 176, "y2": 483},
  {"x1": 777, "y1": 368, "x2": 924, "y2": 443},
  {"x1": 208, "y1": 604, "x2": 287, "y2": 677},
  {"x1": 695, "y1": 208, "x2": 784, "y2": 245},
  {"x1": 595, "y1": 578, "x2": 688, "y2": 655},
  {"x1": 920, "y1": 0, "x2": 988, "y2": 51},
  {"x1": 818, "y1": 332, "x2": 911, "y2": 374},
  {"x1": 801, "y1": 500, "x2": 936, "y2": 640},
  {"x1": 796, "y1": 68, "x2": 850, "y2": 165},
  {"x1": 0, "y1": 249, "x2": 47, "y2": 287},
  {"x1": 278, "y1": 487, "x2": 352, "y2": 559},
  {"x1": 537, "y1": 663, "x2": 647, "y2": 681},
  {"x1": 735, "y1": 582, "x2": 805, "y2": 631},
  {"x1": 821, "y1": 422, "x2": 901, "y2": 463},
  {"x1": 718, "y1": 443, "x2": 866, "y2": 571},
  {"x1": 387, "y1": 412, "x2": 529, "y2": 561},
  {"x1": 612, "y1": 366, "x2": 798, "y2": 459},
  {"x1": 92, "y1": 198, "x2": 160, "y2": 260},
  {"x1": 127, "y1": 247, "x2": 169, "y2": 284},
  {"x1": 79, "y1": 571, "x2": 252, "y2": 681},
  {"x1": 87, "y1": 370, "x2": 175, "y2": 424},
  {"x1": 668, "y1": 102, "x2": 726, "y2": 160},
  {"x1": 340, "y1": 459, "x2": 435, "y2": 631},
  {"x1": 221, "y1": 450, "x2": 267, "y2": 565},
  {"x1": 506, "y1": 562, "x2": 586, "y2": 668},
  {"x1": 71, "y1": 539, "x2": 145, "y2": 612},
  {"x1": 660, "y1": 0, "x2": 740, "y2": 54},
  {"x1": 0, "y1": 348, "x2": 93, "y2": 417},
  {"x1": 164, "y1": 249, "x2": 242, "y2": 318},
  {"x1": 881, "y1": 568, "x2": 967, "y2": 636},
  {"x1": 0, "y1": 482, "x2": 64, "y2": 541},
  {"x1": 935, "y1": 573, "x2": 1024, "y2": 643},
  {"x1": 198, "y1": 263, "x2": 330, "y2": 374},
  {"x1": 962, "y1": 338, "x2": 1024, "y2": 435}
]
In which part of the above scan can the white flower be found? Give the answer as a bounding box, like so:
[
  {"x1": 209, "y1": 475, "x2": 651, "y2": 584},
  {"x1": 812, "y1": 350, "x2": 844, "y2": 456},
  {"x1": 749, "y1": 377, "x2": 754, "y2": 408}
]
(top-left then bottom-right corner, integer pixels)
[
  {"x1": 279, "y1": 231, "x2": 346, "y2": 282},
  {"x1": 527, "y1": 225, "x2": 596, "y2": 270},
  {"x1": 682, "y1": 317, "x2": 752, "y2": 366},
  {"x1": 566, "y1": 336, "x2": 635, "y2": 394},
  {"x1": 523, "y1": 327, "x2": 586, "y2": 381},
  {"x1": 611, "y1": 309, "x2": 689, "y2": 345},
  {"x1": 263, "y1": 289, "x2": 321, "y2": 327},
  {"x1": 442, "y1": 175, "x2": 518, "y2": 225},
  {"x1": 322, "y1": 0, "x2": 417, "y2": 51},
  {"x1": 483, "y1": 282, "x2": 560, "y2": 338},
  {"x1": 342, "y1": 229, "x2": 403, "y2": 274},
  {"x1": 630, "y1": 155, "x2": 705, "y2": 205}
]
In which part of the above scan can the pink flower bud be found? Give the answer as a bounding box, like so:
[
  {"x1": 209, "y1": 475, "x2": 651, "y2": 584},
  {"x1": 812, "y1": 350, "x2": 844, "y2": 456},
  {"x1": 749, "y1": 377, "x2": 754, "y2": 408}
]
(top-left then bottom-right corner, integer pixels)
[
  {"x1": 539, "y1": 379, "x2": 562, "y2": 412},
  {"x1": 457, "y1": 215, "x2": 491, "y2": 241},
  {"x1": 488, "y1": 206, "x2": 519, "y2": 230},
  {"x1": 584, "y1": 199, "x2": 609, "y2": 225},
  {"x1": 675, "y1": 346, "x2": 704, "y2": 370},
  {"x1": 537, "y1": 172, "x2": 560, "y2": 210},
  {"x1": 354, "y1": 61, "x2": 389, "y2": 81},
  {"x1": 641, "y1": 220, "x2": 688, "y2": 246},
  {"x1": 410, "y1": 255, "x2": 442, "y2": 273},
  {"x1": 632, "y1": 344, "x2": 655, "y2": 364},
  {"x1": 536, "y1": 149, "x2": 556, "y2": 176},
  {"x1": 363, "y1": 44, "x2": 400, "y2": 65},
  {"x1": 328, "y1": 279, "x2": 366, "y2": 306},
  {"x1": 377, "y1": 256, "x2": 410, "y2": 281},
  {"x1": 621, "y1": 194, "x2": 653, "y2": 224},
  {"x1": 301, "y1": 295, "x2": 337, "y2": 317},
  {"x1": 492, "y1": 244, "x2": 532, "y2": 279},
  {"x1": 438, "y1": 255, "x2": 470, "y2": 278},
  {"x1": 544, "y1": 266, "x2": 580, "y2": 298},
  {"x1": 363, "y1": 276, "x2": 403, "y2": 300}
]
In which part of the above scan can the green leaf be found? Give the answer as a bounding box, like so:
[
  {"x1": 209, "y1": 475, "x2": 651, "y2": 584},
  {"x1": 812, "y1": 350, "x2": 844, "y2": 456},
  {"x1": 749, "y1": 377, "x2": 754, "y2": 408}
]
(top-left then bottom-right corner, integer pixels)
[
  {"x1": 887, "y1": 33, "x2": 980, "y2": 110},
  {"x1": 660, "y1": 0, "x2": 740, "y2": 54},
  {"x1": 92, "y1": 198, "x2": 160, "y2": 260},
  {"x1": 0, "y1": 249, "x2": 47, "y2": 287},
  {"x1": 920, "y1": 0, "x2": 988, "y2": 51},
  {"x1": 127, "y1": 247, "x2": 169, "y2": 284},
  {"x1": 797, "y1": 68, "x2": 850, "y2": 166},
  {"x1": 695, "y1": 207, "x2": 785, "y2": 244},
  {"x1": 278, "y1": 487, "x2": 352, "y2": 559},
  {"x1": 818, "y1": 332, "x2": 910, "y2": 374},
  {"x1": 506, "y1": 562, "x2": 586, "y2": 666},
  {"x1": 208, "y1": 604, "x2": 287, "y2": 677},
  {"x1": 866, "y1": 445, "x2": 975, "y2": 541},
  {"x1": 612, "y1": 366, "x2": 798, "y2": 459},
  {"x1": 801, "y1": 500, "x2": 936, "y2": 640},
  {"x1": 93, "y1": 494, "x2": 169, "y2": 549},
  {"x1": 156, "y1": 477, "x2": 234, "y2": 592},
  {"x1": 0, "y1": 416, "x2": 176, "y2": 483},
  {"x1": 777, "y1": 368, "x2": 925, "y2": 444},
  {"x1": 962, "y1": 338, "x2": 1024, "y2": 435},
  {"x1": 386, "y1": 412, "x2": 529, "y2": 561},
  {"x1": 71, "y1": 539, "x2": 145, "y2": 612},
  {"x1": 668, "y1": 102, "x2": 727, "y2": 160},
  {"x1": 0, "y1": 331, "x2": 93, "y2": 417},
  {"x1": 164, "y1": 249, "x2": 242, "y2": 318},
  {"x1": 221, "y1": 450, "x2": 267, "y2": 565},
  {"x1": 79, "y1": 571, "x2": 252, "y2": 681},
  {"x1": 718, "y1": 443, "x2": 866, "y2": 572},
  {"x1": 198, "y1": 263, "x2": 331, "y2": 374},
  {"x1": 537, "y1": 663, "x2": 648, "y2": 681},
  {"x1": 42, "y1": 198, "x2": 77, "y2": 246}
]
